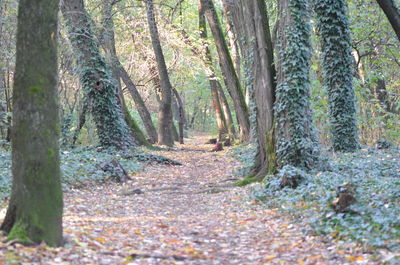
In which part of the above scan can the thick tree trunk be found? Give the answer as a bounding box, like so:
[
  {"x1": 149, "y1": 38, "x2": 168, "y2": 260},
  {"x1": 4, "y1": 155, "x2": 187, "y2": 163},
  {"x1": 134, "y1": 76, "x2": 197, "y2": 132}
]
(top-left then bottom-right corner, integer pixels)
[
  {"x1": 200, "y1": 0, "x2": 250, "y2": 141},
  {"x1": 61, "y1": 0, "x2": 136, "y2": 149},
  {"x1": 314, "y1": 0, "x2": 359, "y2": 152},
  {"x1": 145, "y1": 0, "x2": 174, "y2": 146},
  {"x1": 376, "y1": 0, "x2": 400, "y2": 42},
  {"x1": 232, "y1": 0, "x2": 277, "y2": 179},
  {"x1": 275, "y1": 0, "x2": 320, "y2": 169},
  {"x1": 1, "y1": 0, "x2": 63, "y2": 246}
]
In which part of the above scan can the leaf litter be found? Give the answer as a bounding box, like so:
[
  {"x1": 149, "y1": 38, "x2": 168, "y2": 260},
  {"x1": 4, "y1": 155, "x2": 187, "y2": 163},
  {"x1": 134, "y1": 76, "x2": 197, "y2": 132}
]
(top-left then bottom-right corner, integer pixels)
[{"x1": 0, "y1": 134, "x2": 387, "y2": 264}]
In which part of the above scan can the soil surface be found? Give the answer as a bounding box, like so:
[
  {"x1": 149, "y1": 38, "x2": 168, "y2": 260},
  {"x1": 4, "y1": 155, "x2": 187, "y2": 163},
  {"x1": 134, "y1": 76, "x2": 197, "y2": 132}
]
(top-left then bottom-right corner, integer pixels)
[{"x1": 0, "y1": 134, "x2": 379, "y2": 264}]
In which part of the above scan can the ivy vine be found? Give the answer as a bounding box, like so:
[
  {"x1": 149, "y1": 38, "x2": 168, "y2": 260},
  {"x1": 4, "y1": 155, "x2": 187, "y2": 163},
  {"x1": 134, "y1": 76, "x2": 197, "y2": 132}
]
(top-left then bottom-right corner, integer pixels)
[
  {"x1": 63, "y1": 9, "x2": 135, "y2": 150},
  {"x1": 275, "y1": 0, "x2": 320, "y2": 170},
  {"x1": 314, "y1": 0, "x2": 359, "y2": 152}
]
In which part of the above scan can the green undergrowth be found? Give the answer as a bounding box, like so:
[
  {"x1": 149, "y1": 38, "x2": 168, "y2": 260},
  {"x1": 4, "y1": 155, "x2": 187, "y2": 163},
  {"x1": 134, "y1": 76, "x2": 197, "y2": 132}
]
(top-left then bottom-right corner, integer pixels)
[
  {"x1": 249, "y1": 147, "x2": 400, "y2": 254},
  {"x1": 235, "y1": 175, "x2": 258, "y2": 187},
  {"x1": 0, "y1": 146, "x2": 143, "y2": 198},
  {"x1": 228, "y1": 143, "x2": 257, "y2": 183}
]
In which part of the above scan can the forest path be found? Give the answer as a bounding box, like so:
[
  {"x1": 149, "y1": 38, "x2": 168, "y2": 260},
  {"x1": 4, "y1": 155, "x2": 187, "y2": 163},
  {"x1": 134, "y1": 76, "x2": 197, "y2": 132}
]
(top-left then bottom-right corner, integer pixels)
[{"x1": 1, "y1": 134, "x2": 376, "y2": 264}]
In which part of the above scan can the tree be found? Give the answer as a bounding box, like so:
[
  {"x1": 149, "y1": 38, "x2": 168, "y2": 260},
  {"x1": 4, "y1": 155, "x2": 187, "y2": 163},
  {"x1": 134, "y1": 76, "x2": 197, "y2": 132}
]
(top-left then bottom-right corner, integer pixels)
[
  {"x1": 225, "y1": 0, "x2": 276, "y2": 182},
  {"x1": 100, "y1": 0, "x2": 158, "y2": 144},
  {"x1": 200, "y1": 0, "x2": 250, "y2": 142},
  {"x1": 314, "y1": 0, "x2": 359, "y2": 152},
  {"x1": 0, "y1": 0, "x2": 63, "y2": 246},
  {"x1": 61, "y1": 0, "x2": 137, "y2": 150},
  {"x1": 172, "y1": 88, "x2": 185, "y2": 144},
  {"x1": 376, "y1": 0, "x2": 400, "y2": 42},
  {"x1": 145, "y1": 0, "x2": 174, "y2": 146},
  {"x1": 242, "y1": 0, "x2": 277, "y2": 178},
  {"x1": 168, "y1": 20, "x2": 235, "y2": 139},
  {"x1": 275, "y1": 0, "x2": 320, "y2": 169},
  {"x1": 198, "y1": 6, "x2": 229, "y2": 140}
]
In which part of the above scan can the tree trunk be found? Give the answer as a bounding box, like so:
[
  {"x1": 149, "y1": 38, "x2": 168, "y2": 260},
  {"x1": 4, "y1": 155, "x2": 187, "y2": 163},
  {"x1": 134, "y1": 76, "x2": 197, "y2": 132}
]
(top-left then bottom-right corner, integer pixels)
[
  {"x1": 217, "y1": 82, "x2": 236, "y2": 137},
  {"x1": 117, "y1": 61, "x2": 158, "y2": 143},
  {"x1": 376, "y1": 0, "x2": 400, "y2": 42},
  {"x1": 231, "y1": 0, "x2": 277, "y2": 179},
  {"x1": 72, "y1": 101, "x2": 88, "y2": 145},
  {"x1": 221, "y1": 1, "x2": 241, "y2": 83},
  {"x1": 314, "y1": 0, "x2": 359, "y2": 152},
  {"x1": 172, "y1": 88, "x2": 185, "y2": 144},
  {"x1": 0, "y1": 2, "x2": 6, "y2": 139},
  {"x1": 61, "y1": 0, "x2": 136, "y2": 149},
  {"x1": 198, "y1": 8, "x2": 229, "y2": 140},
  {"x1": 200, "y1": 0, "x2": 250, "y2": 141},
  {"x1": 275, "y1": 0, "x2": 320, "y2": 169},
  {"x1": 145, "y1": 0, "x2": 174, "y2": 146},
  {"x1": 100, "y1": 0, "x2": 158, "y2": 144},
  {"x1": 1, "y1": 0, "x2": 63, "y2": 246},
  {"x1": 119, "y1": 89, "x2": 150, "y2": 147},
  {"x1": 170, "y1": 18, "x2": 234, "y2": 139}
]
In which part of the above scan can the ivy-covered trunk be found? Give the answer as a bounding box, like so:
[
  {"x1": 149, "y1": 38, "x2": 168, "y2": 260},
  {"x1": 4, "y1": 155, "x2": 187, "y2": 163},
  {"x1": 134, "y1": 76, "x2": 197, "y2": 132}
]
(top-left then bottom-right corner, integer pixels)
[
  {"x1": 145, "y1": 0, "x2": 174, "y2": 147},
  {"x1": 275, "y1": 0, "x2": 320, "y2": 169},
  {"x1": 314, "y1": 0, "x2": 359, "y2": 152},
  {"x1": 61, "y1": 0, "x2": 136, "y2": 150},
  {"x1": 200, "y1": 0, "x2": 250, "y2": 142},
  {"x1": 0, "y1": 0, "x2": 63, "y2": 246},
  {"x1": 233, "y1": 0, "x2": 277, "y2": 179}
]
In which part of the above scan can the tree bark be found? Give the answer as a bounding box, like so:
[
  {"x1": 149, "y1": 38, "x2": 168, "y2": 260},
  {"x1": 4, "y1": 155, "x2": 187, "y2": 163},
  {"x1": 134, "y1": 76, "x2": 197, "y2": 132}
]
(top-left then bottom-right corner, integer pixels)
[
  {"x1": 376, "y1": 0, "x2": 400, "y2": 42},
  {"x1": 200, "y1": 0, "x2": 250, "y2": 141},
  {"x1": 221, "y1": 1, "x2": 241, "y2": 83},
  {"x1": 231, "y1": 0, "x2": 277, "y2": 179},
  {"x1": 172, "y1": 88, "x2": 185, "y2": 144},
  {"x1": 0, "y1": 2, "x2": 6, "y2": 139},
  {"x1": 145, "y1": 0, "x2": 174, "y2": 146},
  {"x1": 1, "y1": 0, "x2": 63, "y2": 246},
  {"x1": 61, "y1": 0, "x2": 136, "y2": 149},
  {"x1": 217, "y1": 82, "x2": 236, "y2": 137},
  {"x1": 275, "y1": 0, "x2": 320, "y2": 169}
]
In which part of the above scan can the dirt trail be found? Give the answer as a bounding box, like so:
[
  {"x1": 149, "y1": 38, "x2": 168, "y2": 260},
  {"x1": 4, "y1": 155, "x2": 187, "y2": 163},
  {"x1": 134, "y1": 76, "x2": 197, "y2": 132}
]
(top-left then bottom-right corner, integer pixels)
[{"x1": 1, "y1": 135, "x2": 377, "y2": 264}]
